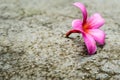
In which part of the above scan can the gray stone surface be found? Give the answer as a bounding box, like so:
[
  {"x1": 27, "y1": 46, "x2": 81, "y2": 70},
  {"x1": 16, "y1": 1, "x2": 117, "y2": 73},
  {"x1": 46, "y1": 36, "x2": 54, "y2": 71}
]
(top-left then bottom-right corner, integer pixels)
[{"x1": 0, "y1": 0, "x2": 120, "y2": 80}]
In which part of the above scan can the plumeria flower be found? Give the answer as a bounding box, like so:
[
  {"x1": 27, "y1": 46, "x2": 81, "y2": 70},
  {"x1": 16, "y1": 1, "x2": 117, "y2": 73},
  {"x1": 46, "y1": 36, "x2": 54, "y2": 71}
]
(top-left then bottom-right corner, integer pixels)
[{"x1": 66, "y1": 2, "x2": 105, "y2": 55}]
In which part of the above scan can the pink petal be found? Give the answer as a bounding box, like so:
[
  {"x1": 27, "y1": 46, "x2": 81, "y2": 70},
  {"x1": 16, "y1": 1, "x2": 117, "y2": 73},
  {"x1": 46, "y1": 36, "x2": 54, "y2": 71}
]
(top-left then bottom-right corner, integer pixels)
[
  {"x1": 72, "y1": 19, "x2": 83, "y2": 32},
  {"x1": 73, "y1": 2, "x2": 87, "y2": 23},
  {"x1": 82, "y1": 33, "x2": 97, "y2": 55},
  {"x1": 88, "y1": 29, "x2": 106, "y2": 45},
  {"x1": 87, "y1": 13, "x2": 105, "y2": 29}
]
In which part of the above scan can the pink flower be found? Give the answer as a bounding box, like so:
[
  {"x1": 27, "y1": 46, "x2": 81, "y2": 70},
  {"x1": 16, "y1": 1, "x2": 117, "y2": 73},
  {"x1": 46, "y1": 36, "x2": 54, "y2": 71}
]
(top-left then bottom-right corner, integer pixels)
[{"x1": 66, "y1": 2, "x2": 105, "y2": 55}]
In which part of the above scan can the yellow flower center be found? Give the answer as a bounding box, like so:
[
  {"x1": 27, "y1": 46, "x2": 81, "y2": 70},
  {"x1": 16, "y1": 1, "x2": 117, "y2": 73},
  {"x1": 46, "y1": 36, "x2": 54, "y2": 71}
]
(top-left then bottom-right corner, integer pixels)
[{"x1": 83, "y1": 23, "x2": 90, "y2": 33}]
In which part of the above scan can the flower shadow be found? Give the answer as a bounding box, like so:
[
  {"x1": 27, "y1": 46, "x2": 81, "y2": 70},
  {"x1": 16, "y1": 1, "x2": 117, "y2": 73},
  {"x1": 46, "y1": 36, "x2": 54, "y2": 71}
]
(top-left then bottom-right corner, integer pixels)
[
  {"x1": 66, "y1": 36, "x2": 89, "y2": 56},
  {"x1": 66, "y1": 36, "x2": 105, "y2": 56}
]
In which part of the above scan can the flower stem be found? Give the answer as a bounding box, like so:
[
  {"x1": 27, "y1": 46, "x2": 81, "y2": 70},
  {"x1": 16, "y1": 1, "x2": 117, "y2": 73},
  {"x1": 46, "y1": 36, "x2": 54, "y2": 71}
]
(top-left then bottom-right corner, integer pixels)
[{"x1": 65, "y1": 29, "x2": 81, "y2": 37}]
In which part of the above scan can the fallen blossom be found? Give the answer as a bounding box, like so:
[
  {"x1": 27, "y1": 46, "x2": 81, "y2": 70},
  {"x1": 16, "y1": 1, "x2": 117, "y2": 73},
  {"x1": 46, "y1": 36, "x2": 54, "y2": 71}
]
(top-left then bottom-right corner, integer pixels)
[{"x1": 66, "y1": 2, "x2": 105, "y2": 55}]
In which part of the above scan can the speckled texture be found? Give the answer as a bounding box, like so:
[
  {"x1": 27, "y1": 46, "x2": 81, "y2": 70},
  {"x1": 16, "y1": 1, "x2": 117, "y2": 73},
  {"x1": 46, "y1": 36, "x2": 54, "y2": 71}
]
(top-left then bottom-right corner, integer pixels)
[{"x1": 0, "y1": 0, "x2": 120, "y2": 80}]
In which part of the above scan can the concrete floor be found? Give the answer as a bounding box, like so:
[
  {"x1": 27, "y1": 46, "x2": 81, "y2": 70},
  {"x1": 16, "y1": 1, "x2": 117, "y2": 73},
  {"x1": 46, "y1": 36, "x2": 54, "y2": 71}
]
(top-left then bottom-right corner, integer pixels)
[{"x1": 0, "y1": 0, "x2": 120, "y2": 80}]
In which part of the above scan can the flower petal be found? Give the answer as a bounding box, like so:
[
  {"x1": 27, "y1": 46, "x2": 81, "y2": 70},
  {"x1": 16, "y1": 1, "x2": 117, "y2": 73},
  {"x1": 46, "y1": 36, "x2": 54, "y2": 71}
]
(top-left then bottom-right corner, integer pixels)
[
  {"x1": 82, "y1": 33, "x2": 97, "y2": 55},
  {"x1": 87, "y1": 13, "x2": 105, "y2": 29},
  {"x1": 73, "y1": 2, "x2": 87, "y2": 23},
  {"x1": 72, "y1": 19, "x2": 83, "y2": 32},
  {"x1": 88, "y1": 29, "x2": 106, "y2": 45}
]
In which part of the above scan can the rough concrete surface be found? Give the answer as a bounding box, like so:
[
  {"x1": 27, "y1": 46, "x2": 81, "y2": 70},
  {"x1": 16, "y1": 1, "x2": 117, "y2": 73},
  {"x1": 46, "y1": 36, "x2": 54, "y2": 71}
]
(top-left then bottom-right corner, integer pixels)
[{"x1": 0, "y1": 0, "x2": 120, "y2": 80}]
